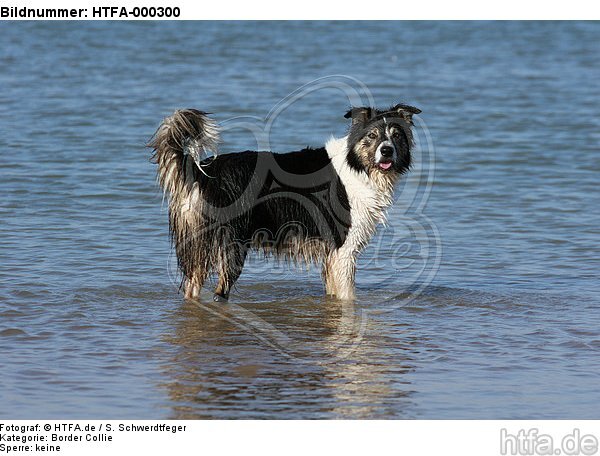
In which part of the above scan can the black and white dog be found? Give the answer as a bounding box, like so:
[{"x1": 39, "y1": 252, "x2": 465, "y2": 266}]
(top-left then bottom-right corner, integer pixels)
[{"x1": 149, "y1": 104, "x2": 420, "y2": 301}]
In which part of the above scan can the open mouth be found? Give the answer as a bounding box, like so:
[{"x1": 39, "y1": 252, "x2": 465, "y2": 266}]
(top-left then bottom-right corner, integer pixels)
[{"x1": 378, "y1": 160, "x2": 393, "y2": 171}]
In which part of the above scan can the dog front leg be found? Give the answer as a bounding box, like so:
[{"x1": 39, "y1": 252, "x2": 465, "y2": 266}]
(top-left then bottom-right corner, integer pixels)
[{"x1": 327, "y1": 251, "x2": 357, "y2": 300}]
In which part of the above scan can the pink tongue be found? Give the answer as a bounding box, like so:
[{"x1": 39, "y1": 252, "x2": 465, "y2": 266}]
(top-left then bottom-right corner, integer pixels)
[{"x1": 379, "y1": 162, "x2": 392, "y2": 170}]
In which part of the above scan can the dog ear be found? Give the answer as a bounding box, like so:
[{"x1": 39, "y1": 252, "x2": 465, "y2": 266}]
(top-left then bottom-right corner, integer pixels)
[
  {"x1": 344, "y1": 107, "x2": 372, "y2": 124},
  {"x1": 391, "y1": 103, "x2": 421, "y2": 124}
]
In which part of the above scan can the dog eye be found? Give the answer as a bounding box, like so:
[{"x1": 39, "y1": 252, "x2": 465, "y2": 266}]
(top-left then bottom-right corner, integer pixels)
[
  {"x1": 368, "y1": 132, "x2": 378, "y2": 139},
  {"x1": 391, "y1": 131, "x2": 400, "y2": 138}
]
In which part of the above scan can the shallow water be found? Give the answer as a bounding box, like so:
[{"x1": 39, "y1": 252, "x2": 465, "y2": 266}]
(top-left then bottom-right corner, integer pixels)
[{"x1": 1, "y1": 21, "x2": 599, "y2": 419}]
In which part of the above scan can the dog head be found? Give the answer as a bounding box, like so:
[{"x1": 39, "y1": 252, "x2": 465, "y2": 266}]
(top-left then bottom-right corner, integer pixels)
[{"x1": 344, "y1": 104, "x2": 421, "y2": 178}]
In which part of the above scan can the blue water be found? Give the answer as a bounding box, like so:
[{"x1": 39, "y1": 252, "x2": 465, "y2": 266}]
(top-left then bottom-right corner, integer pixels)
[{"x1": 0, "y1": 21, "x2": 599, "y2": 419}]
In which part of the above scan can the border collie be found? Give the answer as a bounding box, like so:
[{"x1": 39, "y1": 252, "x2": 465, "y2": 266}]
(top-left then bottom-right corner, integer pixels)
[{"x1": 149, "y1": 104, "x2": 420, "y2": 301}]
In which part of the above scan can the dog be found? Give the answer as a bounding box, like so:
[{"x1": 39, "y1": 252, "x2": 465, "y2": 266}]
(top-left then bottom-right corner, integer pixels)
[{"x1": 149, "y1": 104, "x2": 420, "y2": 301}]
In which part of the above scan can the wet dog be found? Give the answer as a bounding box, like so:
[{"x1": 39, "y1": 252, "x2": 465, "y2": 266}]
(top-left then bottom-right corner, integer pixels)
[{"x1": 149, "y1": 104, "x2": 420, "y2": 301}]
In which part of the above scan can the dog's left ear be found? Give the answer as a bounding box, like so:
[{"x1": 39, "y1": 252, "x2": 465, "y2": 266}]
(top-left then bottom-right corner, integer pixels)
[
  {"x1": 391, "y1": 104, "x2": 421, "y2": 124},
  {"x1": 344, "y1": 107, "x2": 372, "y2": 125}
]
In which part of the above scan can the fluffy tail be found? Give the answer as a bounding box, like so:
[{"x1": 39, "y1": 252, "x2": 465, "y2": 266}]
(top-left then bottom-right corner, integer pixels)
[
  {"x1": 148, "y1": 110, "x2": 220, "y2": 293},
  {"x1": 148, "y1": 109, "x2": 220, "y2": 196}
]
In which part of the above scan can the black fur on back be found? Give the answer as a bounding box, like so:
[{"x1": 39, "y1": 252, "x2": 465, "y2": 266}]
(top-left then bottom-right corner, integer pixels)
[{"x1": 197, "y1": 147, "x2": 352, "y2": 253}]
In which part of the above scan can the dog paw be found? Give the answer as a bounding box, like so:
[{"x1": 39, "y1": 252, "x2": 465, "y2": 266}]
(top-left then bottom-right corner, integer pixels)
[{"x1": 213, "y1": 294, "x2": 229, "y2": 303}]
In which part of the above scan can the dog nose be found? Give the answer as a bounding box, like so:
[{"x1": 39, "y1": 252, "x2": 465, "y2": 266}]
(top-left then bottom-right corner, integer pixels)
[{"x1": 380, "y1": 146, "x2": 394, "y2": 157}]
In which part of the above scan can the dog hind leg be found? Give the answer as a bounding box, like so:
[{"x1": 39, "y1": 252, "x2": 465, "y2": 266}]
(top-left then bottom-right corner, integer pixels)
[
  {"x1": 214, "y1": 243, "x2": 248, "y2": 302},
  {"x1": 183, "y1": 267, "x2": 208, "y2": 299}
]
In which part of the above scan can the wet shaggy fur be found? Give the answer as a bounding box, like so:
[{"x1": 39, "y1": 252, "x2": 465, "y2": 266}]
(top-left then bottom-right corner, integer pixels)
[{"x1": 149, "y1": 104, "x2": 420, "y2": 301}]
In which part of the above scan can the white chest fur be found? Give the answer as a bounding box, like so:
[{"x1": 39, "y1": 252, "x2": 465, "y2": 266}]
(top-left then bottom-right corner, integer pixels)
[{"x1": 326, "y1": 136, "x2": 394, "y2": 256}]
